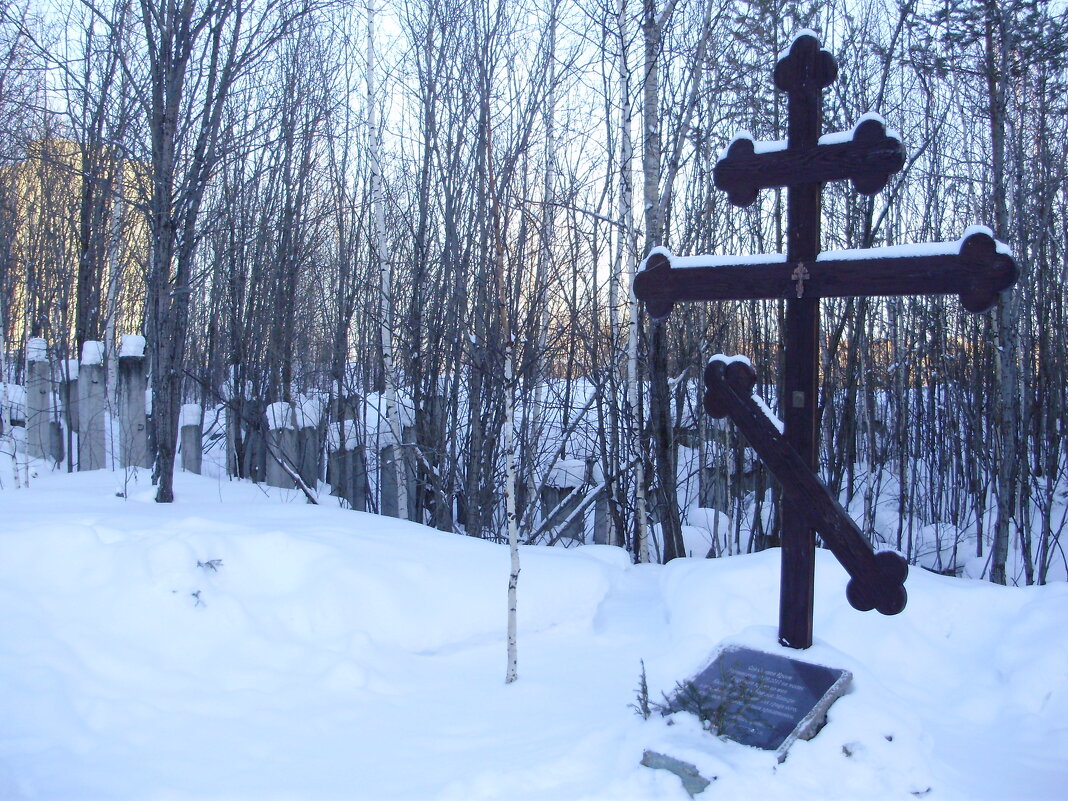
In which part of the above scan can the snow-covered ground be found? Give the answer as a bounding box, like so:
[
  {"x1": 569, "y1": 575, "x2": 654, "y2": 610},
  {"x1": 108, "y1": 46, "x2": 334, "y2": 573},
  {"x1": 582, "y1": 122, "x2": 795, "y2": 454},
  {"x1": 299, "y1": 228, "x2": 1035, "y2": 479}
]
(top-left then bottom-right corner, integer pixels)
[{"x1": 1, "y1": 465, "x2": 1065, "y2": 800}]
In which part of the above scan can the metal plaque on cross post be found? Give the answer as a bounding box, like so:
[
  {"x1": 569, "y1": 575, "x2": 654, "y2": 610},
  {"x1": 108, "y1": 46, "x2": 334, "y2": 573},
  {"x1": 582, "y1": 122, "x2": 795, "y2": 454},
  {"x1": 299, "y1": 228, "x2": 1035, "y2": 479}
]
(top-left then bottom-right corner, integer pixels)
[{"x1": 633, "y1": 30, "x2": 1018, "y2": 649}]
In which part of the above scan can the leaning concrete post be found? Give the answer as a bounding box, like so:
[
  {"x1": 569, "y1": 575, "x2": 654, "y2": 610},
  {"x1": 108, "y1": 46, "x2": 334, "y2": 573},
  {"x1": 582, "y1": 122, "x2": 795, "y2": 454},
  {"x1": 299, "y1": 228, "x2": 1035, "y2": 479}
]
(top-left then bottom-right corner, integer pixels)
[
  {"x1": 589, "y1": 460, "x2": 611, "y2": 545},
  {"x1": 295, "y1": 395, "x2": 323, "y2": 489},
  {"x1": 541, "y1": 458, "x2": 586, "y2": 542},
  {"x1": 118, "y1": 334, "x2": 150, "y2": 469},
  {"x1": 180, "y1": 403, "x2": 202, "y2": 474},
  {"x1": 77, "y1": 341, "x2": 106, "y2": 471},
  {"x1": 25, "y1": 338, "x2": 50, "y2": 460},
  {"x1": 265, "y1": 402, "x2": 296, "y2": 489},
  {"x1": 327, "y1": 420, "x2": 352, "y2": 502},
  {"x1": 594, "y1": 492, "x2": 610, "y2": 544}
]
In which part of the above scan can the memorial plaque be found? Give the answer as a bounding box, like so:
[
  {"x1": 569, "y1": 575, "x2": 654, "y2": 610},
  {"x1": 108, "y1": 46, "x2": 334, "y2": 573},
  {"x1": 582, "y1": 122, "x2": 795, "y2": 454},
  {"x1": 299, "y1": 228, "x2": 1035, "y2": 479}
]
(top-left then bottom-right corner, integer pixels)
[{"x1": 663, "y1": 646, "x2": 851, "y2": 757}]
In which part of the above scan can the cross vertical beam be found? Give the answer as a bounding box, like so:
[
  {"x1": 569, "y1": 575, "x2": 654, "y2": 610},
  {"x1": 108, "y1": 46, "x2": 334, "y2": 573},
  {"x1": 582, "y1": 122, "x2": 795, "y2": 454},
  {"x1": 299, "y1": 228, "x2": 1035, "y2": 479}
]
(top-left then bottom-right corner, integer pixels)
[{"x1": 776, "y1": 35, "x2": 837, "y2": 649}]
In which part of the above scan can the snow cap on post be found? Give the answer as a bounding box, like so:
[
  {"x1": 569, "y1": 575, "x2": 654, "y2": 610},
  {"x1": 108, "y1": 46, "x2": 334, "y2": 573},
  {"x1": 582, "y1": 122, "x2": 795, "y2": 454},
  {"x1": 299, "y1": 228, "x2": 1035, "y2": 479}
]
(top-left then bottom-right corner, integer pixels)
[
  {"x1": 5, "y1": 385, "x2": 26, "y2": 419},
  {"x1": 326, "y1": 420, "x2": 359, "y2": 452},
  {"x1": 295, "y1": 395, "x2": 323, "y2": 429},
  {"x1": 120, "y1": 334, "x2": 146, "y2": 358},
  {"x1": 180, "y1": 404, "x2": 202, "y2": 428},
  {"x1": 27, "y1": 338, "x2": 48, "y2": 362},
  {"x1": 266, "y1": 402, "x2": 294, "y2": 431},
  {"x1": 547, "y1": 458, "x2": 586, "y2": 489},
  {"x1": 81, "y1": 340, "x2": 105, "y2": 365}
]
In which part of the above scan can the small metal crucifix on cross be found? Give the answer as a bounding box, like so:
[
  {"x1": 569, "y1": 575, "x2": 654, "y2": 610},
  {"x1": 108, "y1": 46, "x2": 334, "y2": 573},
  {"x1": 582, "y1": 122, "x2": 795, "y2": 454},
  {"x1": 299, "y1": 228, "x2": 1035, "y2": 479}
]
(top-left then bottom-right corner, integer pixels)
[{"x1": 633, "y1": 31, "x2": 1018, "y2": 649}]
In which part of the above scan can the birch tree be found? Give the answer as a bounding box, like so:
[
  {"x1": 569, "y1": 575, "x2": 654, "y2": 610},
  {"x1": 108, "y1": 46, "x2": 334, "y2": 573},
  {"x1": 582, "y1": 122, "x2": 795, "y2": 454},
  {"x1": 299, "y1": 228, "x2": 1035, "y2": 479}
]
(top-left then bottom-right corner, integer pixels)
[
  {"x1": 640, "y1": 0, "x2": 718, "y2": 561},
  {"x1": 615, "y1": 0, "x2": 648, "y2": 560},
  {"x1": 367, "y1": 0, "x2": 407, "y2": 519}
]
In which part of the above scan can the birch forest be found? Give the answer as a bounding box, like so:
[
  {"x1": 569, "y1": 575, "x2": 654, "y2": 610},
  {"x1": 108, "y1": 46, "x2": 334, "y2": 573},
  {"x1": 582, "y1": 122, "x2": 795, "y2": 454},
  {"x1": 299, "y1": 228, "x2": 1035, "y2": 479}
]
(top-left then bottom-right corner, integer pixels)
[{"x1": 1, "y1": 0, "x2": 1065, "y2": 586}]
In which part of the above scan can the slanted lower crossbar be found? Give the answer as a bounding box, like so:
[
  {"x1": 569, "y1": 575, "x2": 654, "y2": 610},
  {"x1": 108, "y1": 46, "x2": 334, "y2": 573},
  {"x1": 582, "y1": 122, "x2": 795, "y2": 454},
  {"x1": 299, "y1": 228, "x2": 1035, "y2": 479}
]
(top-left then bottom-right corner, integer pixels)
[{"x1": 704, "y1": 357, "x2": 908, "y2": 616}]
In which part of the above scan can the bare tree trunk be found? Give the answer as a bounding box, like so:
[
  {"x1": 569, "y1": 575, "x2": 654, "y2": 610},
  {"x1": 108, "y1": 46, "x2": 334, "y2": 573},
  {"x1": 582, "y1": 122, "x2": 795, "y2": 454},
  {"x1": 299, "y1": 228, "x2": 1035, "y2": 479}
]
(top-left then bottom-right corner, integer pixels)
[
  {"x1": 986, "y1": 6, "x2": 1017, "y2": 585},
  {"x1": 642, "y1": 0, "x2": 684, "y2": 562},
  {"x1": 367, "y1": 0, "x2": 407, "y2": 521},
  {"x1": 482, "y1": 53, "x2": 519, "y2": 687},
  {"x1": 524, "y1": 0, "x2": 558, "y2": 539},
  {"x1": 617, "y1": 0, "x2": 648, "y2": 560},
  {"x1": 503, "y1": 283, "x2": 519, "y2": 683},
  {"x1": 104, "y1": 165, "x2": 123, "y2": 415}
]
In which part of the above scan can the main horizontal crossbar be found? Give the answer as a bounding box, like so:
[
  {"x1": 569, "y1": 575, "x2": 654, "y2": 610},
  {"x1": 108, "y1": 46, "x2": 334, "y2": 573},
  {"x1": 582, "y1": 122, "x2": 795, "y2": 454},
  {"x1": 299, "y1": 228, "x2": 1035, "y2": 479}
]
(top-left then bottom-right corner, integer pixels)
[{"x1": 634, "y1": 230, "x2": 1018, "y2": 319}]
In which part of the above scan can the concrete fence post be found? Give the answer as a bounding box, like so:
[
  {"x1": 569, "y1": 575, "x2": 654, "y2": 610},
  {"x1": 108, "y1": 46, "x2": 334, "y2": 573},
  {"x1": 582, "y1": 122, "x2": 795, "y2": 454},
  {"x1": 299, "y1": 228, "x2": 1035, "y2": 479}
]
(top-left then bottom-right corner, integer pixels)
[
  {"x1": 118, "y1": 335, "x2": 150, "y2": 469},
  {"x1": 541, "y1": 458, "x2": 587, "y2": 543},
  {"x1": 327, "y1": 419, "x2": 367, "y2": 511},
  {"x1": 48, "y1": 419, "x2": 64, "y2": 465},
  {"x1": 58, "y1": 359, "x2": 80, "y2": 434},
  {"x1": 77, "y1": 341, "x2": 106, "y2": 471},
  {"x1": 180, "y1": 403, "x2": 203, "y2": 474},
  {"x1": 589, "y1": 459, "x2": 610, "y2": 545},
  {"x1": 25, "y1": 338, "x2": 50, "y2": 461},
  {"x1": 380, "y1": 425, "x2": 416, "y2": 520},
  {"x1": 295, "y1": 395, "x2": 323, "y2": 490},
  {"x1": 265, "y1": 401, "x2": 296, "y2": 489},
  {"x1": 247, "y1": 400, "x2": 267, "y2": 483}
]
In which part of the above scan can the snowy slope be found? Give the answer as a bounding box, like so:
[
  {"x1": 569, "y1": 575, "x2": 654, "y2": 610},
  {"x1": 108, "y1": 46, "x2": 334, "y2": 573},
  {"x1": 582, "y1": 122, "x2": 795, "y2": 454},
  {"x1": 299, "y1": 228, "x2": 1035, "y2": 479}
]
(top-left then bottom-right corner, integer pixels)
[{"x1": 1, "y1": 467, "x2": 1065, "y2": 800}]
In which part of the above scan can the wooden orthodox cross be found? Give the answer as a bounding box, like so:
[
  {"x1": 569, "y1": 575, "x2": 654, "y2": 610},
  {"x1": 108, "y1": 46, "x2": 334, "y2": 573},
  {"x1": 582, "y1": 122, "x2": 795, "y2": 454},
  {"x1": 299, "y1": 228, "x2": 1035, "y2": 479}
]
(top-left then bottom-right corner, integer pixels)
[{"x1": 633, "y1": 31, "x2": 1017, "y2": 649}]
